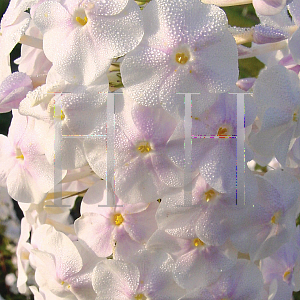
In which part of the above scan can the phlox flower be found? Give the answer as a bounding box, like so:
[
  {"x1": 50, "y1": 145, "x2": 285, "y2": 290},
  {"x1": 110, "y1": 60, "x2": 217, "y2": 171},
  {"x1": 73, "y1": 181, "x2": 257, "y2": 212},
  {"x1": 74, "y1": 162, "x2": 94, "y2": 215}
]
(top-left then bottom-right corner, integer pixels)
[
  {"x1": 167, "y1": 91, "x2": 256, "y2": 193},
  {"x1": 92, "y1": 249, "x2": 185, "y2": 300},
  {"x1": 260, "y1": 228, "x2": 300, "y2": 300},
  {"x1": 230, "y1": 169, "x2": 300, "y2": 261},
  {"x1": 155, "y1": 175, "x2": 246, "y2": 247},
  {"x1": 84, "y1": 92, "x2": 191, "y2": 203},
  {"x1": 121, "y1": 0, "x2": 238, "y2": 118},
  {"x1": 0, "y1": 111, "x2": 58, "y2": 203},
  {"x1": 147, "y1": 228, "x2": 237, "y2": 290},
  {"x1": 30, "y1": 224, "x2": 101, "y2": 300},
  {"x1": 75, "y1": 180, "x2": 159, "y2": 259},
  {"x1": 33, "y1": 0, "x2": 144, "y2": 85}
]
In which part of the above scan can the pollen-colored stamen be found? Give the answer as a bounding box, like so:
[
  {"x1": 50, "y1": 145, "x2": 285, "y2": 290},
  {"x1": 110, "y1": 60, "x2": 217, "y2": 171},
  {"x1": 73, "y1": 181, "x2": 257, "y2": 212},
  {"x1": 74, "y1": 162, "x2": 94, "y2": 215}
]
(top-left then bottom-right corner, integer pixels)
[
  {"x1": 217, "y1": 127, "x2": 228, "y2": 136},
  {"x1": 193, "y1": 238, "x2": 205, "y2": 247},
  {"x1": 175, "y1": 52, "x2": 189, "y2": 64},
  {"x1": 114, "y1": 213, "x2": 124, "y2": 226},
  {"x1": 60, "y1": 110, "x2": 65, "y2": 120},
  {"x1": 137, "y1": 142, "x2": 152, "y2": 153},
  {"x1": 134, "y1": 294, "x2": 147, "y2": 300},
  {"x1": 283, "y1": 269, "x2": 293, "y2": 283},
  {"x1": 204, "y1": 189, "x2": 216, "y2": 202},
  {"x1": 283, "y1": 270, "x2": 291, "y2": 280},
  {"x1": 76, "y1": 16, "x2": 88, "y2": 26},
  {"x1": 271, "y1": 211, "x2": 281, "y2": 224},
  {"x1": 16, "y1": 148, "x2": 24, "y2": 160},
  {"x1": 293, "y1": 112, "x2": 298, "y2": 122}
]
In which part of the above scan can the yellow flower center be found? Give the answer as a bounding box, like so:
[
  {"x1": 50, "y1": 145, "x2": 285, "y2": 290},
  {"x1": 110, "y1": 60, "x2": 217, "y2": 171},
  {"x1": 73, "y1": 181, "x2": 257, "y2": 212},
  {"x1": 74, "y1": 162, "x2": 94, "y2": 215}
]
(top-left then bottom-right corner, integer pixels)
[
  {"x1": 137, "y1": 142, "x2": 152, "y2": 153},
  {"x1": 217, "y1": 127, "x2": 228, "y2": 136},
  {"x1": 271, "y1": 211, "x2": 281, "y2": 224},
  {"x1": 76, "y1": 16, "x2": 88, "y2": 26},
  {"x1": 193, "y1": 238, "x2": 205, "y2": 247},
  {"x1": 217, "y1": 124, "x2": 233, "y2": 137},
  {"x1": 175, "y1": 52, "x2": 189, "y2": 64},
  {"x1": 60, "y1": 281, "x2": 71, "y2": 289},
  {"x1": 283, "y1": 269, "x2": 292, "y2": 283},
  {"x1": 134, "y1": 294, "x2": 147, "y2": 300},
  {"x1": 204, "y1": 189, "x2": 216, "y2": 202},
  {"x1": 293, "y1": 112, "x2": 298, "y2": 122},
  {"x1": 74, "y1": 9, "x2": 88, "y2": 26},
  {"x1": 60, "y1": 110, "x2": 65, "y2": 120},
  {"x1": 113, "y1": 213, "x2": 124, "y2": 226},
  {"x1": 16, "y1": 148, "x2": 24, "y2": 160}
]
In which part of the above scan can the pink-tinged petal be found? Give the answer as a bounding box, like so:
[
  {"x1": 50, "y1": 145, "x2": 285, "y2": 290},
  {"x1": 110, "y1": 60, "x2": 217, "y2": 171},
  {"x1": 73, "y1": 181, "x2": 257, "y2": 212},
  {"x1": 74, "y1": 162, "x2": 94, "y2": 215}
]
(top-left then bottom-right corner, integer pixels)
[
  {"x1": 1, "y1": 12, "x2": 30, "y2": 55},
  {"x1": 180, "y1": 260, "x2": 264, "y2": 299},
  {"x1": 113, "y1": 229, "x2": 144, "y2": 260},
  {"x1": 0, "y1": 135, "x2": 16, "y2": 185},
  {"x1": 253, "y1": 24, "x2": 288, "y2": 44},
  {"x1": 123, "y1": 202, "x2": 159, "y2": 243},
  {"x1": 261, "y1": 107, "x2": 293, "y2": 131},
  {"x1": 133, "y1": 250, "x2": 185, "y2": 299},
  {"x1": 0, "y1": 72, "x2": 32, "y2": 113},
  {"x1": 290, "y1": 28, "x2": 300, "y2": 64},
  {"x1": 80, "y1": 180, "x2": 110, "y2": 215},
  {"x1": 198, "y1": 139, "x2": 237, "y2": 193},
  {"x1": 7, "y1": 164, "x2": 46, "y2": 203},
  {"x1": 288, "y1": 0, "x2": 300, "y2": 25},
  {"x1": 192, "y1": 30, "x2": 238, "y2": 92},
  {"x1": 264, "y1": 169, "x2": 300, "y2": 211},
  {"x1": 92, "y1": 260, "x2": 139, "y2": 299},
  {"x1": 31, "y1": 250, "x2": 69, "y2": 298},
  {"x1": 115, "y1": 155, "x2": 162, "y2": 203},
  {"x1": 146, "y1": 230, "x2": 192, "y2": 258},
  {"x1": 35, "y1": 225, "x2": 83, "y2": 279},
  {"x1": 152, "y1": 152, "x2": 187, "y2": 188},
  {"x1": 156, "y1": 197, "x2": 200, "y2": 239},
  {"x1": 231, "y1": 223, "x2": 272, "y2": 257},
  {"x1": 195, "y1": 201, "x2": 239, "y2": 246},
  {"x1": 49, "y1": 28, "x2": 111, "y2": 85},
  {"x1": 274, "y1": 124, "x2": 296, "y2": 167},
  {"x1": 173, "y1": 246, "x2": 234, "y2": 290},
  {"x1": 83, "y1": 136, "x2": 107, "y2": 179},
  {"x1": 0, "y1": 39, "x2": 11, "y2": 83},
  {"x1": 250, "y1": 127, "x2": 284, "y2": 159},
  {"x1": 236, "y1": 77, "x2": 256, "y2": 91},
  {"x1": 74, "y1": 212, "x2": 114, "y2": 257},
  {"x1": 253, "y1": 0, "x2": 286, "y2": 16},
  {"x1": 121, "y1": 46, "x2": 171, "y2": 107},
  {"x1": 8, "y1": 110, "x2": 29, "y2": 146},
  {"x1": 85, "y1": 0, "x2": 128, "y2": 16},
  {"x1": 68, "y1": 242, "x2": 101, "y2": 300},
  {"x1": 91, "y1": 0, "x2": 144, "y2": 58},
  {"x1": 1, "y1": 0, "x2": 36, "y2": 26},
  {"x1": 131, "y1": 103, "x2": 177, "y2": 145},
  {"x1": 253, "y1": 65, "x2": 300, "y2": 117}
]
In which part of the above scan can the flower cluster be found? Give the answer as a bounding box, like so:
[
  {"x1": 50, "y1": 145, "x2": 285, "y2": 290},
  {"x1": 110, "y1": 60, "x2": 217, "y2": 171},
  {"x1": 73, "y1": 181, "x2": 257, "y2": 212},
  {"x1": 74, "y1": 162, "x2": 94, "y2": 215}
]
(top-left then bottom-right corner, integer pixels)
[{"x1": 1, "y1": 0, "x2": 300, "y2": 299}]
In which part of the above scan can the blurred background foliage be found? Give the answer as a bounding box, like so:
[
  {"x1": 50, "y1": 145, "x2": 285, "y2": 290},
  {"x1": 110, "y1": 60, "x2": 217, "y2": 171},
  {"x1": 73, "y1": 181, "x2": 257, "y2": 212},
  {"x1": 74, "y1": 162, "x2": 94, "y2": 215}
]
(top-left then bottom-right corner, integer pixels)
[{"x1": 0, "y1": 1, "x2": 298, "y2": 299}]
